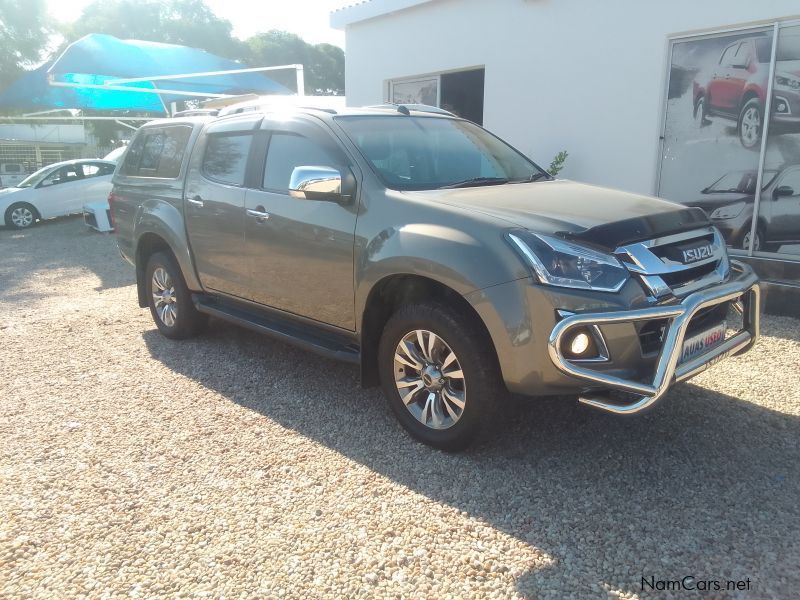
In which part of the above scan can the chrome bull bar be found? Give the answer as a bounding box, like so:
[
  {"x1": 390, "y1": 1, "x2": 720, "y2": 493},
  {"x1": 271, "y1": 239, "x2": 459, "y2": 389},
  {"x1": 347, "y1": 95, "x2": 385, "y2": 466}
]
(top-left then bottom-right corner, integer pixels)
[{"x1": 547, "y1": 263, "x2": 760, "y2": 415}]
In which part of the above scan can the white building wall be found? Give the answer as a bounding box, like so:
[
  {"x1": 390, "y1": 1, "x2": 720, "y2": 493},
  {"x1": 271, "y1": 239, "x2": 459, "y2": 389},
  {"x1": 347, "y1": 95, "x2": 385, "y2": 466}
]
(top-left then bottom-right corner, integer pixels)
[{"x1": 341, "y1": 0, "x2": 800, "y2": 195}]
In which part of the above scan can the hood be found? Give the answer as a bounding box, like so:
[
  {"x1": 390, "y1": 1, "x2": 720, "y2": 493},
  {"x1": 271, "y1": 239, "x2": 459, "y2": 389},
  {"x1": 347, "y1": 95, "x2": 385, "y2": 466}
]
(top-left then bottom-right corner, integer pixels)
[
  {"x1": 0, "y1": 187, "x2": 22, "y2": 195},
  {"x1": 688, "y1": 192, "x2": 753, "y2": 213},
  {"x1": 412, "y1": 179, "x2": 709, "y2": 250}
]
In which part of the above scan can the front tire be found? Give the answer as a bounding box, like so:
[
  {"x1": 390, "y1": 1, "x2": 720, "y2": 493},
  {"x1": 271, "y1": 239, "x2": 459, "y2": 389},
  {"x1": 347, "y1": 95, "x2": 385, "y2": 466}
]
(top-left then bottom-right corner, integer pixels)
[
  {"x1": 145, "y1": 251, "x2": 207, "y2": 339},
  {"x1": 738, "y1": 98, "x2": 763, "y2": 149},
  {"x1": 694, "y1": 96, "x2": 710, "y2": 127},
  {"x1": 740, "y1": 224, "x2": 765, "y2": 252},
  {"x1": 4, "y1": 202, "x2": 39, "y2": 229},
  {"x1": 378, "y1": 302, "x2": 502, "y2": 451}
]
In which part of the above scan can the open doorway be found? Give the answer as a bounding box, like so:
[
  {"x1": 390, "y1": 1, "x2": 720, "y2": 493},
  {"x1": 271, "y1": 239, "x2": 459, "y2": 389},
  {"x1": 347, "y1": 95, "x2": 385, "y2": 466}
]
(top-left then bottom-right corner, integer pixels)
[{"x1": 440, "y1": 68, "x2": 484, "y2": 125}]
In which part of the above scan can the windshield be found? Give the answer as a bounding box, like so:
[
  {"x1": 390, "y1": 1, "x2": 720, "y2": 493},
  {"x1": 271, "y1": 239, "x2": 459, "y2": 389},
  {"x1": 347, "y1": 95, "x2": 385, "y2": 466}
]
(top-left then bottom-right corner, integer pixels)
[
  {"x1": 777, "y1": 29, "x2": 800, "y2": 61},
  {"x1": 705, "y1": 170, "x2": 778, "y2": 194},
  {"x1": 336, "y1": 115, "x2": 549, "y2": 190},
  {"x1": 16, "y1": 164, "x2": 58, "y2": 188}
]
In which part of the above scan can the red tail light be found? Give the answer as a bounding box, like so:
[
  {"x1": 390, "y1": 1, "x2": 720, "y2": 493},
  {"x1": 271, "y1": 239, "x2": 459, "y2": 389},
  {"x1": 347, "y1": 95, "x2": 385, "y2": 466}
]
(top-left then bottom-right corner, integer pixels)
[{"x1": 107, "y1": 192, "x2": 118, "y2": 232}]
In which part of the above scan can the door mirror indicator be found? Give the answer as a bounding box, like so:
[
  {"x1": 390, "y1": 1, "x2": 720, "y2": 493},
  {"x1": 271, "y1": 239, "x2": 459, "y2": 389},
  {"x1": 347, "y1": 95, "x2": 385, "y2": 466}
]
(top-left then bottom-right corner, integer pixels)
[
  {"x1": 289, "y1": 166, "x2": 346, "y2": 202},
  {"x1": 773, "y1": 185, "x2": 794, "y2": 199}
]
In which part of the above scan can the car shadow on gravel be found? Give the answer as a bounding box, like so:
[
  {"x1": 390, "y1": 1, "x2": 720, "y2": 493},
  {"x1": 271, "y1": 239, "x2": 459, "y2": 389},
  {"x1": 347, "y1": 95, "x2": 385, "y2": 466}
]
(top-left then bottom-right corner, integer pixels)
[
  {"x1": 0, "y1": 216, "x2": 130, "y2": 301},
  {"x1": 143, "y1": 321, "x2": 800, "y2": 598}
]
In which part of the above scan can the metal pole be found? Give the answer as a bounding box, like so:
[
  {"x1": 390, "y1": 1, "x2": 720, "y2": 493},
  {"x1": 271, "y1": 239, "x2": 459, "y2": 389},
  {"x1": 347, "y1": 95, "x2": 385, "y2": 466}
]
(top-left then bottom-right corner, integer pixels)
[
  {"x1": 48, "y1": 80, "x2": 232, "y2": 99},
  {"x1": 0, "y1": 116, "x2": 153, "y2": 122},
  {"x1": 296, "y1": 65, "x2": 305, "y2": 97},
  {"x1": 106, "y1": 64, "x2": 304, "y2": 85},
  {"x1": 747, "y1": 22, "x2": 779, "y2": 257}
]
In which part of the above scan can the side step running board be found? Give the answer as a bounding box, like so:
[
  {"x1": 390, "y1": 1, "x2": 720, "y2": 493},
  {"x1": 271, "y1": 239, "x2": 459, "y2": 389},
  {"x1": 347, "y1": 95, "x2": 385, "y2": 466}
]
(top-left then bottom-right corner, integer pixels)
[{"x1": 193, "y1": 295, "x2": 360, "y2": 364}]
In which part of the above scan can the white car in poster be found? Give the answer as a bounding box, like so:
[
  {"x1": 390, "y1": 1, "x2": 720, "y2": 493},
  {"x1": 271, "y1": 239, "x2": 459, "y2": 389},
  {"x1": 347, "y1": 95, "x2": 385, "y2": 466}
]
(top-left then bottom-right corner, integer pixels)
[{"x1": 0, "y1": 159, "x2": 116, "y2": 229}]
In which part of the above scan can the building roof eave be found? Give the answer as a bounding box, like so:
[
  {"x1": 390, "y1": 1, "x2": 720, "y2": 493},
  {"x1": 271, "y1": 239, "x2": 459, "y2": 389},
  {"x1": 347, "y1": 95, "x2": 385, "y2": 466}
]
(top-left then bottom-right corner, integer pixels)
[{"x1": 330, "y1": 0, "x2": 439, "y2": 30}]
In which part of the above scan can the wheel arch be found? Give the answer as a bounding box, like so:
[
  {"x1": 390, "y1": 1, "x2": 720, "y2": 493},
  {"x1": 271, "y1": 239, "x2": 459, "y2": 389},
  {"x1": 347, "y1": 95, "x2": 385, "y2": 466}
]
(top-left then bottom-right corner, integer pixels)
[
  {"x1": 359, "y1": 273, "x2": 500, "y2": 388},
  {"x1": 132, "y1": 199, "x2": 202, "y2": 307},
  {"x1": 134, "y1": 232, "x2": 175, "y2": 308},
  {"x1": 739, "y1": 89, "x2": 761, "y2": 112},
  {"x1": 4, "y1": 200, "x2": 41, "y2": 226}
]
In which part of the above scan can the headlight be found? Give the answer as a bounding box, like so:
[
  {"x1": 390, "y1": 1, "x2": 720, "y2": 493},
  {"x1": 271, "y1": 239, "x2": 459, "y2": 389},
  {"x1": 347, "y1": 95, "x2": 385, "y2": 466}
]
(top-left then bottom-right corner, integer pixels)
[
  {"x1": 507, "y1": 232, "x2": 629, "y2": 292},
  {"x1": 775, "y1": 73, "x2": 800, "y2": 90},
  {"x1": 709, "y1": 202, "x2": 746, "y2": 220}
]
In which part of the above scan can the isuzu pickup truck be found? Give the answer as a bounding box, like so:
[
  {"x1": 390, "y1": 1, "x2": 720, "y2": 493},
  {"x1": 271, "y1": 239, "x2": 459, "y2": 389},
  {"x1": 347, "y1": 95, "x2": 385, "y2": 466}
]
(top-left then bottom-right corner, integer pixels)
[{"x1": 111, "y1": 102, "x2": 760, "y2": 450}]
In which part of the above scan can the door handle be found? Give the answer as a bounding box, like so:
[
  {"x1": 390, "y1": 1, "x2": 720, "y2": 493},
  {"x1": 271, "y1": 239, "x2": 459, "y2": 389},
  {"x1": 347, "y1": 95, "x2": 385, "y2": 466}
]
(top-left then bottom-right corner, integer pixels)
[
  {"x1": 187, "y1": 195, "x2": 204, "y2": 207},
  {"x1": 247, "y1": 206, "x2": 270, "y2": 223}
]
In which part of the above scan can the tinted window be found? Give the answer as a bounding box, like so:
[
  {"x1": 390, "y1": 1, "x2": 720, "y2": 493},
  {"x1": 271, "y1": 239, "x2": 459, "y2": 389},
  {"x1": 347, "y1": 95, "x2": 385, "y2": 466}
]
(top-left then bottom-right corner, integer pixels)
[
  {"x1": 779, "y1": 170, "x2": 800, "y2": 195},
  {"x1": 202, "y1": 133, "x2": 253, "y2": 186},
  {"x1": 81, "y1": 163, "x2": 115, "y2": 178},
  {"x1": 120, "y1": 126, "x2": 191, "y2": 178},
  {"x1": 263, "y1": 133, "x2": 337, "y2": 191},
  {"x1": 41, "y1": 165, "x2": 82, "y2": 187}
]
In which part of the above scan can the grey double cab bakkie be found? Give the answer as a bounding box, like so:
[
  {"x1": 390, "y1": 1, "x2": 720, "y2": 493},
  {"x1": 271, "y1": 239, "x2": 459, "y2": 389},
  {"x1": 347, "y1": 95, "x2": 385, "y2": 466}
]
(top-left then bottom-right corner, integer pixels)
[{"x1": 112, "y1": 102, "x2": 761, "y2": 450}]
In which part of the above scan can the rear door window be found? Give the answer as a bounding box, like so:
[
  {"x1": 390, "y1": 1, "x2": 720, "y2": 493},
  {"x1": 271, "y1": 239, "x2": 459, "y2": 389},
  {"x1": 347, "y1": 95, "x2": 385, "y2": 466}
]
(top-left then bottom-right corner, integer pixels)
[
  {"x1": 119, "y1": 125, "x2": 192, "y2": 178},
  {"x1": 202, "y1": 133, "x2": 253, "y2": 186}
]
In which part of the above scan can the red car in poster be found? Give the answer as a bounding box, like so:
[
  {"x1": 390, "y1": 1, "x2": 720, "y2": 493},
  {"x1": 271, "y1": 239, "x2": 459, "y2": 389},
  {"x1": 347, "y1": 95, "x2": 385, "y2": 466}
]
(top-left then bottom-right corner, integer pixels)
[{"x1": 692, "y1": 35, "x2": 800, "y2": 149}]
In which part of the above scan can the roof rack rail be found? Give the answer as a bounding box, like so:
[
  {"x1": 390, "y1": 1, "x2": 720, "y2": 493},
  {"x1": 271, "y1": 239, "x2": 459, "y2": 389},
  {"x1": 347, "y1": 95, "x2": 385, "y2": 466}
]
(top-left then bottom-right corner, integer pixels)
[
  {"x1": 172, "y1": 108, "x2": 219, "y2": 118},
  {"x1": 368, "y1": 103, "x2": 455, "y2": 116}
]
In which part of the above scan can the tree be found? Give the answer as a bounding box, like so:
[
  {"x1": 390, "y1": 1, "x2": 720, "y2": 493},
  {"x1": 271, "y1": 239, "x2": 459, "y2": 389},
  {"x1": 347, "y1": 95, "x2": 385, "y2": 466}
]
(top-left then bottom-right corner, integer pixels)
[
  {"x1": 65, "y1": 0, "x2": 244, "y2": 59},
  {"x1": 0, "y1": 0, "x2": 51, "y2": 89},
  {"x1": 245, "y1": 31, "x2": 344, "y2": 95}
]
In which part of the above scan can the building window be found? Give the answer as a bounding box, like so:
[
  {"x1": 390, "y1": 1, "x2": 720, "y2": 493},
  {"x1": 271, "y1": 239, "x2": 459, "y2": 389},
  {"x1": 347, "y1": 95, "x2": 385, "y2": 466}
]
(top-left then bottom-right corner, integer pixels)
[{"x1": 388, "y1": 68, "x2": 485, "y2": 125}]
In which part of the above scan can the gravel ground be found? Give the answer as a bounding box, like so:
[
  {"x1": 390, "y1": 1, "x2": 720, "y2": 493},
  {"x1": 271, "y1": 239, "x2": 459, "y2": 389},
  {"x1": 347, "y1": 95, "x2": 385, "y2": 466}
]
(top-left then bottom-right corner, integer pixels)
[{"x1": 1, "y1": 217, "x2": 799, "y2": 599}]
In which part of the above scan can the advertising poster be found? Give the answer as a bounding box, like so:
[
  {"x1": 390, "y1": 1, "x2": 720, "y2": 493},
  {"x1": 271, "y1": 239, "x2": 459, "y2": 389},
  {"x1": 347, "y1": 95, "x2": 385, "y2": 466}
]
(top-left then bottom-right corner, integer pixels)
[
  {"x1": 659, "y1": 25, "x2": 800, "y2": 256},
  {"x1": 390, "y1": 78, "x2": 438, "y2": 106}
]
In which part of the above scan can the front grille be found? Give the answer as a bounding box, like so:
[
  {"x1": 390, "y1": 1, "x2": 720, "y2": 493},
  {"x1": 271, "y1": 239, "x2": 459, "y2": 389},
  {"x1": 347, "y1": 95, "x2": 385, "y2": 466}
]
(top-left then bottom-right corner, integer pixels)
[{"x1": 616, "y1": 227, "x2": 729, "y2": 299}]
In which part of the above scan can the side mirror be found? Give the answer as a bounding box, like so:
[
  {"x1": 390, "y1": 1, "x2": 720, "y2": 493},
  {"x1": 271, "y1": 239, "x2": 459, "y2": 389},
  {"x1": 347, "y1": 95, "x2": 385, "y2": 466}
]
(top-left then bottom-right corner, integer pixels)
[
  {"x1": 289, "y1": 166, "x2": 347, "y2": 202},
  {"x1": 773, "y1": 185, "x2": 794, "y2": 199}
]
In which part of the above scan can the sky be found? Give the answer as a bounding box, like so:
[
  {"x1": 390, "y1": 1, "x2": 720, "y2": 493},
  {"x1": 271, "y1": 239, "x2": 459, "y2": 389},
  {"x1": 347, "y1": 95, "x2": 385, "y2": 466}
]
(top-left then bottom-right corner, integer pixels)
[{"x1": 47, "y1": 0, "x2": 351, "y2": 47}]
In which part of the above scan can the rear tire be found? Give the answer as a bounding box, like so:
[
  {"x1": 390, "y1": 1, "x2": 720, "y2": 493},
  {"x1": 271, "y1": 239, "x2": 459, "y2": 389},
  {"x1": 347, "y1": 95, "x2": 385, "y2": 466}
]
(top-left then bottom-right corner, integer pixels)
[
  {"x1": 4, "y1": 202, "x2": 39, "y2": 229},
  {"x1": 378, "y1": 302, "x2": 502, "y2": 451},
  {"x1": 145, "y1": 251, "x2": 207, "y2": 339}
]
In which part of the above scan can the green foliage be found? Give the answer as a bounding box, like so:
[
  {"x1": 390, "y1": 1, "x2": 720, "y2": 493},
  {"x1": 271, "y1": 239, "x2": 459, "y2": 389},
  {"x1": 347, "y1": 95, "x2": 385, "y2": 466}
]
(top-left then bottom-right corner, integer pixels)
[
  {"x1": 1, "y1": 0, "x2": 345, "y2": 99},
  {"x1": 66, "y1": 0, "x2": 245, "y2": 59},
  {"x1": 245, "y1": 31, "x2": 345, "y2": 95},
  {"x1": 0, "y1": 0, "x2": 51, "y2": 89},
  {"x1": 549, "y1": 150, "x2": 568, "y2": 176}
]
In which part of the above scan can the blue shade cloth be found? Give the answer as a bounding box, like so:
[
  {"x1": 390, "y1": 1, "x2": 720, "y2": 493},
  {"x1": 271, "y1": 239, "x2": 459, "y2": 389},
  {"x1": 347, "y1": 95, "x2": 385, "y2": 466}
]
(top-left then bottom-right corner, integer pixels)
[
  {"x1": 0, "y1": 63, "x2": 167, "y2": 113},
  {"x1": 0, "y1": 34, "x2": 290, "y2": 113}
]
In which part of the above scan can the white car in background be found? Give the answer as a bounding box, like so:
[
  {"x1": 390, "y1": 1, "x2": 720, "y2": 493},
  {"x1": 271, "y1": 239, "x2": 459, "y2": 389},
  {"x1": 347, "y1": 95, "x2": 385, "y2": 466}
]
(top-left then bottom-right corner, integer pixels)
[{"x1": 0, "y1": 159, "x2": 116, "y2": 229}]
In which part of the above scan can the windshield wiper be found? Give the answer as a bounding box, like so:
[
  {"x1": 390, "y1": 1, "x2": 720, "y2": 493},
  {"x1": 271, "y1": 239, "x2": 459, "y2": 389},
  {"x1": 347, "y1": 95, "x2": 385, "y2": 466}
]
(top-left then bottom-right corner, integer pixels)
[
  {"x1": 510, "y1": 172, "x2": 552, "y2": 184},
  {"x1": 439, "y1": 177, "x2": 509, "y2": 189}
]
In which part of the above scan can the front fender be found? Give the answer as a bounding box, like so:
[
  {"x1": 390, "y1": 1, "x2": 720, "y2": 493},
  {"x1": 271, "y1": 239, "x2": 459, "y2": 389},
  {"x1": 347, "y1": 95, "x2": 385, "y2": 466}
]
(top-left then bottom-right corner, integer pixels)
[
  {"x1": 355, "y1": 223, "x2": 528, "y2": 328},
  {"x1": 134, "y1": 198, "x2": 202, "y2": 291}
]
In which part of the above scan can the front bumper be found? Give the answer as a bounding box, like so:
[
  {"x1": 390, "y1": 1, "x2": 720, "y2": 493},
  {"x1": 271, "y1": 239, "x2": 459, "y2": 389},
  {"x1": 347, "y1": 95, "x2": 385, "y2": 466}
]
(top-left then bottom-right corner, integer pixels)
[{"x1": 547, "y1": 262, "x2": 760, "y2": 414}]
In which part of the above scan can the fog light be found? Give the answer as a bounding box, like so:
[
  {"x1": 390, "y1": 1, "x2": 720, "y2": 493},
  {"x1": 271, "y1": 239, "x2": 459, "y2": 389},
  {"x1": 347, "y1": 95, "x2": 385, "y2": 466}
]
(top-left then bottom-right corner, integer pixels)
[
  {"x1": 777, "y1": 101, "x2": 788, "y2": 113},
  {"x1": 569, "y1": 332, "x2": 591, "y2": 355}
]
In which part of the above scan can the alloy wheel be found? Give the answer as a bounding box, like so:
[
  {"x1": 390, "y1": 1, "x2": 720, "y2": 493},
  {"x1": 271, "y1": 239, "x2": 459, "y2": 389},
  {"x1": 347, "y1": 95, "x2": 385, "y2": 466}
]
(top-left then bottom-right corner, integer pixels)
[
  {"x1": 393, "y1": 329, "x2": 466, "y2": 430},
  {"x1": 151, "y1": 267, "x2": 178, "y2": 327},
  {"x1": 10, "y1": 207, "x2": 34, "y2": 228},
  {"x1": 743, "y1": 229, "x2": 761, "y2": 252},
  {"x1": 740, "y1": 107, "x2": 761, "y2": 147}
]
